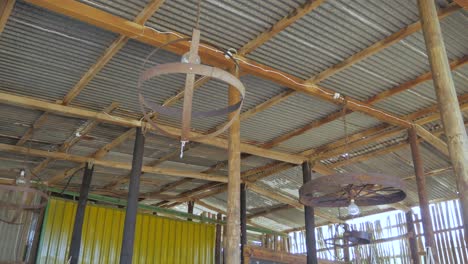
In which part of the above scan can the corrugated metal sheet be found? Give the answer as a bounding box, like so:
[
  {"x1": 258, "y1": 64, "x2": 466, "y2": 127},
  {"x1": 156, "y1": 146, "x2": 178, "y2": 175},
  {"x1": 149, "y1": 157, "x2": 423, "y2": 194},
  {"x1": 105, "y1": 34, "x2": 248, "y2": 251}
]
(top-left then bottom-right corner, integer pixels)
[
  {"x1": 37, "y1": 198, "x2": 216, "y2": 263},
  {"x1": 241, "y1": 92, "x2": 339, "y2": 144},
  {"x1": 0, "y1": 2, "x2": 117, "y2": 102},
  {"x1": 375, "y1": 63, "x2": 468, "y2": 116},
  {"x1": 0, "y1": 210, "x2": 38, "y2": 263},
  {"x1": 248, "y1": 0, "x2": 421, "y2": 79},
  {"x1": 274, "y1": 112, "x2": 382, "y2": 154}
]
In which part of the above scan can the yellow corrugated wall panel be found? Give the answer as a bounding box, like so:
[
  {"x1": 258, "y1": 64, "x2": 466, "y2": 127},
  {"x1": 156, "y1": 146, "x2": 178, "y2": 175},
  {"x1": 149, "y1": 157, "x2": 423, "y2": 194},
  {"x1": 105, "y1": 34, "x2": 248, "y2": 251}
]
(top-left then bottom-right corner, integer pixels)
[{"x1": 37, "y1": 198, "x2": 215, "y2": 264}]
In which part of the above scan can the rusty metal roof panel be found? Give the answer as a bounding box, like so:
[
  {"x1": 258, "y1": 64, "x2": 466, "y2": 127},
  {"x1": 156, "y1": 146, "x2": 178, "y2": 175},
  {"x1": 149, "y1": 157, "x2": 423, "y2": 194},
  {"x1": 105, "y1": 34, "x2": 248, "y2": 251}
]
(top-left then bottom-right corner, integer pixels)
[
  {"x1": 248, "y1": 0, "x2": 421, "y2": 79},
  {"x1": 274, "y1": 112, "x2": 382, "y2": 154},
  {"x1": 0, "y1": 2, "x2": 117, "y2": 102},
  {"x1": 240, "y1": 93, "x2": 340, "y2": 144}
]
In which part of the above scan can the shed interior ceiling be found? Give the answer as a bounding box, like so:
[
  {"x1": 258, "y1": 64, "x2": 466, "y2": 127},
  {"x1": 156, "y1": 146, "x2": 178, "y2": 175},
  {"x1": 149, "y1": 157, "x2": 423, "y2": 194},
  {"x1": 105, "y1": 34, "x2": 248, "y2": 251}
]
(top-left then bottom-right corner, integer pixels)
[{"x1": 0, "y1": 0, "x2": 467, "y2": 232}]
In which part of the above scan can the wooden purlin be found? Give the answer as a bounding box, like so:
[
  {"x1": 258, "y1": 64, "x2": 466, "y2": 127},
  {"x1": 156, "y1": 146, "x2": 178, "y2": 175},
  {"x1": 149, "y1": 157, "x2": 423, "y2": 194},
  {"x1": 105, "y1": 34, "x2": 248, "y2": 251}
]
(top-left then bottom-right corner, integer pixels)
[
  {"x1": 0, "y1": 0, "x2": 15, "y2": 34},
  {"x1": 27, "y1": 0, "x2": 418, "y2": 130}
]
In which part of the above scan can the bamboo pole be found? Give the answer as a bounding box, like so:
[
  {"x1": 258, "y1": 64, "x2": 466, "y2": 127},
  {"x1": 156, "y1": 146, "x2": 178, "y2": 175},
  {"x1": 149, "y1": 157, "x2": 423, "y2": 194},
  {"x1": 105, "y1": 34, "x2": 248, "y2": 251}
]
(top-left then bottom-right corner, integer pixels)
[
  {"x1": 226, "y1": 67, "x2": 241, "y2": 264},
  {"x1": 408, "y1": 128, "x2": 438, "y2": 263},
  {"x1": 405, "y1": 211, "x2": 420, "y2": 264},
  {"x1": 417, "y1": 0, "x2": 468, "y2": 243}
]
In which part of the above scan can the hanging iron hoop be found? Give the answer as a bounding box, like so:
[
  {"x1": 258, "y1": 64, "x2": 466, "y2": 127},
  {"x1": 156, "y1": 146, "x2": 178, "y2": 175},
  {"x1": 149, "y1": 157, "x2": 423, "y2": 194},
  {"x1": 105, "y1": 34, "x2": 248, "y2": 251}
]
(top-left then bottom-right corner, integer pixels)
[
  {"x1": 137, "y1": 29, "x2": 245, "y2": 142},
  {"x1": 299, "y1": 173, "x2": 407, "y2": 207}
]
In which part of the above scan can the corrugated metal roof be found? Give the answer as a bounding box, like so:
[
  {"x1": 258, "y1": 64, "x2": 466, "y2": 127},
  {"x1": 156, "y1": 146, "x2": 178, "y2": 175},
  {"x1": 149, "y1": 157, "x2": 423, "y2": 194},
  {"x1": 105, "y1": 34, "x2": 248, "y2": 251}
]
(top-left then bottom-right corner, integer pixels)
[
  {"x1": 241, "y1": 92, "x2": 340, "y2": 144},
  {"x1": 248, "y1": 0, "x2": 421, "y2": 79},
  {"x1": 149, "y1": 0, "x2": 307, "y2": 50},
  {"x1": 0, "y1": 2, "x2": 117, "y2": 102},
  {"x1": 274, "y1": 112, "x2": 383, "y2": 154}
]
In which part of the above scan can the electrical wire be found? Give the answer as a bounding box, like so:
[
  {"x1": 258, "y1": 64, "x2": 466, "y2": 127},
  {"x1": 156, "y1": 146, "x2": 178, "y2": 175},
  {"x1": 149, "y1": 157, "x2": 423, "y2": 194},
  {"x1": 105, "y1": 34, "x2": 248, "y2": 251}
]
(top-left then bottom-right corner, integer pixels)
[{"x1": 60, "y1": 167, "x2": 85, "y2": 195}]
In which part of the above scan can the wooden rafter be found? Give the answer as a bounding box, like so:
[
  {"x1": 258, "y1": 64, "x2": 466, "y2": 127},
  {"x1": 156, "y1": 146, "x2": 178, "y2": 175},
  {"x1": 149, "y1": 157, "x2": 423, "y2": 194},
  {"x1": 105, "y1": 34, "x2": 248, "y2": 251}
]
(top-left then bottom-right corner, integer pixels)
[
  {"x1": 215, "y1": 4, "x2": 463, "y2": 137},
  {"x1": 0, "y1": 142, "x2": 229, "y2": 182},
  {"x1": 31, "y1": 102, "x2": 119, "y2": 176},
  {"x1": 0, "y1": 92, "x2": 305, "y2": 165},
  {"x1": 14, "y1": 0, "x2": 164, "y2": 147},
  {"x1": 238, "y1": 0, "x2": 325, "y2": 55},
  {"x1": 26, "y1": 0, "x2": 418, "y2": 130},
  {"x1": 260, "y1": 55, "x2": 468, "y2": 151},
  {"x1": 0, "y1": 0, "x2": 15, "y2": 34}
]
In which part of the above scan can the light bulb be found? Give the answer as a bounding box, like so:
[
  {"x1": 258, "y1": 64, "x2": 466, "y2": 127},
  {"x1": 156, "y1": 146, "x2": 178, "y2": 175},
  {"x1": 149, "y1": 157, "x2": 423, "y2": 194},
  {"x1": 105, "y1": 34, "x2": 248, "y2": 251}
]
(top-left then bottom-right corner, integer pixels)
[
  {"x1": 181, "y1": 52, "x2": 201, "y2": 64},
  {"x1": 16, "y1": 169, "x2": 26, "y2": 185},
  {"x1": 348, "y1": 199, "x2": 360, "y2": 216}
]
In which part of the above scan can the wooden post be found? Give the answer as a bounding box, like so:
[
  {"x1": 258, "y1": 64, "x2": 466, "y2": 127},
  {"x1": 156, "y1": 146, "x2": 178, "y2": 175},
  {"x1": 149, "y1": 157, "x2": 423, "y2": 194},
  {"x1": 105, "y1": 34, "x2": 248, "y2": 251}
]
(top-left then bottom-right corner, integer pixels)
[
  {"x1": 119, "y1": 127, "x2": 145, "y2": 264},
  {"x1": 226, "y1": 67, "x2": 241, "y2": 264},
  {"x1": 240, "y1": 183, "x2": 247, "y2": 264},
  {"x1": 302, "y1": 161, "x2": 318, "y2": 264},
  {"x1": 187, "y1": 201, "x2": 194, "y2": 221},
  {"x1": 408, "y1": 128, "x2": 438, "y2": 262},
  {"x1": 68, "y1": 163, "x2": 94, "y2": 264},
  {"x1": 405, "y1": 210, "x2": 421, "y2": 264},
  {"x1": 215, "y1": 213, "x2": 223, "y2": 264},
  {"x1": 417, "y1": 0, "x2": 468, "y2": 243}
]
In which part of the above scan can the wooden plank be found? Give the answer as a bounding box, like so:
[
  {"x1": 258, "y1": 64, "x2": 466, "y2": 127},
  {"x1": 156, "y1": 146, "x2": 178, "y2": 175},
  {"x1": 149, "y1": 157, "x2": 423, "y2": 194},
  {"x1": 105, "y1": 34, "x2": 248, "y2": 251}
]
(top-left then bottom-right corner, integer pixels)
[
  {"x1": 0, "y1": 0, "x2": 15, "y2": 34},
  {"x1": 238, "y1": 0, "x2": 325, "y2": 55},
  {"x1": 26, "y1": 0, "x2": 415, "y2": 129}
]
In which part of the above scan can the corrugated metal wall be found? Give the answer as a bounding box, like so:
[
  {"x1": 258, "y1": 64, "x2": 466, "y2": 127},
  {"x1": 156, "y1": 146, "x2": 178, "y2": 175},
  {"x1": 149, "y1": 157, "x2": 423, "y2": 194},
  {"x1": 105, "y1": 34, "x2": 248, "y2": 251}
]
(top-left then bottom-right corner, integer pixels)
[{"x1": 37, "y1": 198, "x2": 215, "y2": 264}]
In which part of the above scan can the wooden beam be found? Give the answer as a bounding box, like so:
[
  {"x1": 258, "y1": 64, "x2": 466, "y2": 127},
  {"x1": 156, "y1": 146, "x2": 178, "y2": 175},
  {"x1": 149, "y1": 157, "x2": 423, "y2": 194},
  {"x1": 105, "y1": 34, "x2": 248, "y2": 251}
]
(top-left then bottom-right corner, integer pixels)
[
  {"x1": 0, "y1": 0, "x2": 15, "y2": 34},
  {"x1": 454, "y1": 0, "x2": 468, "y2": 9},
  {"x1": 260, "y1": 56, "x2": 468, "y2": 152},
  {"x1": 0, "y1": 142, "x2": 228, "y2": 182},
  {"x1": 0, "y1": 91, "x2": 305, "y2": 164},
  {"x1": 238, "y1": 0, "x2": 325, "y2": 55},
  {"x1": 27, "y1": 0, "x2": 415, "y2": 129},
  {"x1": 413, "y1": 124, "x2": 449, "y2": 156},
  {"x1": 418, "y1": 0, "x2": 468, "y2": 243}
]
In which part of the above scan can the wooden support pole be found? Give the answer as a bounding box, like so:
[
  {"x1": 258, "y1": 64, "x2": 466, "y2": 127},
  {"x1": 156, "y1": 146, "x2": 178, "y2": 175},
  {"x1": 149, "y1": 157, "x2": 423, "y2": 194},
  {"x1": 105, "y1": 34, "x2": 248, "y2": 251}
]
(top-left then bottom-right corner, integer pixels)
[
  {"x1": 405, "y1": 210, "x2": 421, "y2": 264},
  {"x1": 215, "y1": 213, "x2": 223, "y2": 264},
  {"x1": 302, "y1": 161, "x2": 318, "y2": 264},
  {"x1": 226, "y1": 67, "x2": 241, "y2": 264},
  {"x1": 68, "y1": 163, "x2": 94, "y2": 264},
  {"x1": 240, "y1": 183, "x2": 247, "y2": 264},
  {"x1": 408, "y1": 128, "x2": 438, "y2": 262},
  {"x1": 119, "y1": 127, "x2": 145, "y2": 264},
  {"x1": 417, "y1": 0, "x2": 468, "y2": 243},
  {"x1": 187, "y1": 201, "x2": 194, "y2": 221}
]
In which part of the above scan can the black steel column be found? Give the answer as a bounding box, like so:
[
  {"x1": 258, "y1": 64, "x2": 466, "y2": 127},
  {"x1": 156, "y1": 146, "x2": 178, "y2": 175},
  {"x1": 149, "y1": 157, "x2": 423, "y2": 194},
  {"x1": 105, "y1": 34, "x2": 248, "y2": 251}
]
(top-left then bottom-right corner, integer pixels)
[
  {"x1": 240, "y1": 183, "x2": 247, "y2": 264},
  {"x1": 187, "y1": 201, "x2": 194, "y2": 221},
  {"x1": 302, "y1": 162, "x2": 318, "y2": 264},
  {"x1": 119, "y1": 127, "x2": 145, "y2": 264},
  {"x1": 69, "y1": 163, "x2": 94, "y2": 264}
]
